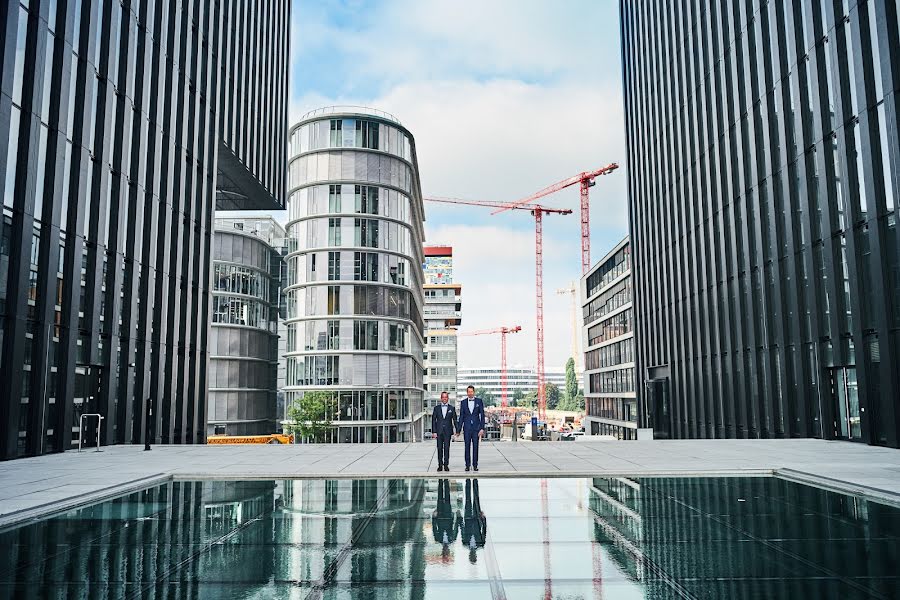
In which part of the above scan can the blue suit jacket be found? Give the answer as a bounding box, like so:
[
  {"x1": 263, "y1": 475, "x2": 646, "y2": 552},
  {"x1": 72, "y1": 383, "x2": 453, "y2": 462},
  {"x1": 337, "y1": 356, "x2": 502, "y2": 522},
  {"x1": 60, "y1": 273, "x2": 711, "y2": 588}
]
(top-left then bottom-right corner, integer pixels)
[{"x1": 457, "y1": 397, "x2": 485, "y2": 433}]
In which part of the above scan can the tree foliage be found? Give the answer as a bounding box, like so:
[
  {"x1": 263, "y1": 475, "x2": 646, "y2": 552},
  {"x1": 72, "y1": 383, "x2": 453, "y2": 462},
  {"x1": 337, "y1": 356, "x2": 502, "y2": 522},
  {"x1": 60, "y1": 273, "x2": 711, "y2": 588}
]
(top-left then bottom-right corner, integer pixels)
[
  {"x1": 564, "y1": 357, "x2": 578, "y2": 405},
  {"x1": 545, "y1": 382, "x2": 561, "y2": 410},
  {"x1": 519, "y1": 391, "x2": 537, "y2": 409},
  {"x1": 476, "y1": 387, "x2": 497, "y2": 407},
  {"x1": 286, "y1": 391, "x2": 335, "y2": 442}
]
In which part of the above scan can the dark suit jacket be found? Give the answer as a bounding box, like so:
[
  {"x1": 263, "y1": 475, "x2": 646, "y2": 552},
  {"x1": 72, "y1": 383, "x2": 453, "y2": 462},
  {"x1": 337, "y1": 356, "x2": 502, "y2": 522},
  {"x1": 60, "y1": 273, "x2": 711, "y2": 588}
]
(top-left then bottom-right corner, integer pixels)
[
  {"x1": 457, "y1": 397, "x2": 485, "y2": 433},
  {"x1": 433, "y1": 505, "x2": 458, "y2": 544},
  {"x1": 461, "y1": 481, "x2": 486, "y2": 549},
  {"x1": 432, "y1": 404, "x2": 458, "y2": 436}
]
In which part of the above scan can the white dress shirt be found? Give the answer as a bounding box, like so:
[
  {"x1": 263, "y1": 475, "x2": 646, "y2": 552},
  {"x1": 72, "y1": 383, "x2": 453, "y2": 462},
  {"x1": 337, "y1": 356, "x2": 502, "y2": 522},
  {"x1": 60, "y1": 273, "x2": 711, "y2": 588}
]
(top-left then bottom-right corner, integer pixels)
[
  {"x1": 467, "y1": 399, "x2": 475, "y2": 414},
  {"x1": 441, "y1": 405, "x2": 448, "y2": 418}
]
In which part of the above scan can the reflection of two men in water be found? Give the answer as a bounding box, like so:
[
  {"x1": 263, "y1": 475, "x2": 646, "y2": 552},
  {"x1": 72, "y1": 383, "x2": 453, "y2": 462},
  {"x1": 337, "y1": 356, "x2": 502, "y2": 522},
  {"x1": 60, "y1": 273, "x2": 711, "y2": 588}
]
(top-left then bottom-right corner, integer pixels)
[{"x1": 432, "y1": 479, "x2": 487, "y2": 563}]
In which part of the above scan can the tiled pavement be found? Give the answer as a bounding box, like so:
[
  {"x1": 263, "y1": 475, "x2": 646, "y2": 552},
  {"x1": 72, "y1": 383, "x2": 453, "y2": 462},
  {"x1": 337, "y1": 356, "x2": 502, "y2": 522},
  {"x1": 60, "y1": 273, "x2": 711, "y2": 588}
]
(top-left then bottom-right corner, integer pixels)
[{"x1": 1, "y1": 438, "x2": 899, "y2": 525}]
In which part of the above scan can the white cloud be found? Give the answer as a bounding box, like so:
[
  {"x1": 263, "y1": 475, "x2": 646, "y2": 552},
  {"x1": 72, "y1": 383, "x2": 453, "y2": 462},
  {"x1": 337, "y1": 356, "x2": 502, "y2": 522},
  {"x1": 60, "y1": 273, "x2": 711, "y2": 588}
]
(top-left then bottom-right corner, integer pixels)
[
  {"x1": 293, "y1": 0, "x2": 622, "y2": 90},
  {"x1": 292, "y1": 78, "x2": 629, "y2": 231}
]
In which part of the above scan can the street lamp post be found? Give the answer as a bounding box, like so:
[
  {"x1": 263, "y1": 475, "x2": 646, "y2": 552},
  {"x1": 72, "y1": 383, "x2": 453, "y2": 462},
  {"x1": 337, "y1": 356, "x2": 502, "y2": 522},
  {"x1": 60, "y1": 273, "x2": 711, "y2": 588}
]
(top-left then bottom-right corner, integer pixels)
[{"x1": 144, "y1": 397, "x2": 153, "y2": 451}]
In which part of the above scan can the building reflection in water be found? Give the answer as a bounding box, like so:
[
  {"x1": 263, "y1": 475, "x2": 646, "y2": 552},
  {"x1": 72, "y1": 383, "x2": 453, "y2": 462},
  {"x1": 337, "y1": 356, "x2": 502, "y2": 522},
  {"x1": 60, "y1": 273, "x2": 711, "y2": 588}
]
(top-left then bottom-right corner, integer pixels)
[
  {"x1": 1, "y1": 480, "x2": 281, "y2": 598},
  {"x1": 587, "y1": 476, "x2": 900, "y2": 599},
  {"x1": 2, "y1": 476, "x2": 896, "y2": 598},
  {"x1": 0, "y1": 478, "x2": 434, "y2": 598}
]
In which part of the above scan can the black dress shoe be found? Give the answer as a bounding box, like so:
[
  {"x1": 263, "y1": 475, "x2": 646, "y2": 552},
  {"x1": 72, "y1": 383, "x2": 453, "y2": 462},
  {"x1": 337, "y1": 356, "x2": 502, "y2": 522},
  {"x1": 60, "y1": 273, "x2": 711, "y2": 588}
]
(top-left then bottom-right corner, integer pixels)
[
  {"x1": 465, "y1": 466, "x2": 470, "y2": 472},
  {"x1": 473, "y1": 466, "x2": 479, "y2": 472},
  {"x1": 437, "y1": 465, "x2": 444, "y2": 472}
]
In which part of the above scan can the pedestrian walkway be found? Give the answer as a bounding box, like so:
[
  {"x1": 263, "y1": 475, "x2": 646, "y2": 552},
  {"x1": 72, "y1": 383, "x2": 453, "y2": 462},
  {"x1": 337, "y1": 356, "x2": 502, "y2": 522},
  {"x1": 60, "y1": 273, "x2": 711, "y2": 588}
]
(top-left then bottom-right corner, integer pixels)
[{"x1": 1, "y1": 438, "x2": 898, "y2": 526}]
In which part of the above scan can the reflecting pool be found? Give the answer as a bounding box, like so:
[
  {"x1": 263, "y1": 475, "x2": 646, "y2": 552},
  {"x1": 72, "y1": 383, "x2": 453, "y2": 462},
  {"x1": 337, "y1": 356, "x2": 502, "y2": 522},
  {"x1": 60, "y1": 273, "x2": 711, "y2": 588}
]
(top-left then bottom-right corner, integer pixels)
[{"x1": 1, "y1": 477, "x2": 898, "y2": 599}]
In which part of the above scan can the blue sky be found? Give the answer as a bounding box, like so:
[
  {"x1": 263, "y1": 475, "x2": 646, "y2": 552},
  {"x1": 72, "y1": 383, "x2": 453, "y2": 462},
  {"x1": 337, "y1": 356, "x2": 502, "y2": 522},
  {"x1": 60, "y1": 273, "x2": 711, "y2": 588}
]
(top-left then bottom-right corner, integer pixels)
[{"x1": 290, "y1": 0, "x2": 628, "y2": 371}]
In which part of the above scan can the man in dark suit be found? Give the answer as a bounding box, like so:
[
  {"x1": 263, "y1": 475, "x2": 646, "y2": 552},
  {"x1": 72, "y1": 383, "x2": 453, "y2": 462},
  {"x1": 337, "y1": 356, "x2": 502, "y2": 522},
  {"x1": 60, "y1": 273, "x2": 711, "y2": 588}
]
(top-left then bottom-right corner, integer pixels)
[
  {"x1": 456, "y1": 385, "x2": 485, "y2": 471},
  {"x1": 459, "y1": 478, "x2": 486, "y2": 564},
  {"x1": 432, "y1": 478, "x2": 458, "y2": 559},
  {"x1": 432, "y1": 391, "x2": 458, "y2": 471}
]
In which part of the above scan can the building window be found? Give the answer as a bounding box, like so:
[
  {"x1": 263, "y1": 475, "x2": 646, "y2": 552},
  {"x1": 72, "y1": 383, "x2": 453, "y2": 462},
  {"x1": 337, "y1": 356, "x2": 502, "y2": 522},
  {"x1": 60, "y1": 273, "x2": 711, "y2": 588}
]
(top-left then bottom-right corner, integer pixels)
[
  {"x1": 356, "y1": 120, "x2": 379, "y2": 149},
  {"x1": 329, "y1": 184, "x2": 341, "y2": 213},
  {"x1": 328, "y1": 217, "x2": 341, "y2": 245},
  {"x1": 353, "y1": 320, "x2": 378, "y2": 350},
  {"x1": 329, "y1": 119, "x2": 342, "y2": 146},
  {"x1": 355, "y1": 218, "x2": 379, "y2": 247},
  {"x1": 354, "y1": 252, "x2": 378, "y2": 281},
  {"x1": 327, "y1": 320, "x2": 340, "y2": 349},
  {"x1": 327, "y1": 285, "x2": 340, "y2": 315},
  {"x1": 355, "y1": 185, "x2": 379, "y2": 215},
  {"x1": 388, "y1": 323, "x2": 407, "y2": 352},
  {"x1": 327, "y1": 251, "x2": 340, "y2": 281}
]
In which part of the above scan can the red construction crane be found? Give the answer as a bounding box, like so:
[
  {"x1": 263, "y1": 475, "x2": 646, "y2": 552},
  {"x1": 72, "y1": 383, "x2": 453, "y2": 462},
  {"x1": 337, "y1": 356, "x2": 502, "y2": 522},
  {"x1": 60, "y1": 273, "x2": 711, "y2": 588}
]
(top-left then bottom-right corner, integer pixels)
[
  {"x1": 425, "y1": 196, "x2": 572, "y2": 422},
  {"x1": 491, "y1": 163, "x2": 619, "y2": 274},
  {"x1": 459, "y1": 325, "x2": 522, "y2": 406}
]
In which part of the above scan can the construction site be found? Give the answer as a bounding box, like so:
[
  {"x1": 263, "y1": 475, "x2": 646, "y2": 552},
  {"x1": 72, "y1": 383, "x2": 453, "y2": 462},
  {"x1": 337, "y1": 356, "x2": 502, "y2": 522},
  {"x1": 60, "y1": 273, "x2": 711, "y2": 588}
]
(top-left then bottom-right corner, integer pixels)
[{"x1": 425, "y1": 164, "x2": 619, "y2": 440}]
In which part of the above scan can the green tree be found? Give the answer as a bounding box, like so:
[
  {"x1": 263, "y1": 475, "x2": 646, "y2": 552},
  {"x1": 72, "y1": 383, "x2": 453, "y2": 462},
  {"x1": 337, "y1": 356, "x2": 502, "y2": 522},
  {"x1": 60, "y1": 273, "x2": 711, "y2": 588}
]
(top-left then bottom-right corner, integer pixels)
[
  {"x1": 545, "y1": 382, "x2": 561, "y2": 410},
  {"x1": 520, "y1": 391, "x2": 537, "y2": 409},
  {"x1": 564, "y1": 357, "x2": 578, "y2": 406},
  {"x1": 511, "y1": 389, "x2": 525, "y2": 407},
  {"x1": 287, "y1": 391, "x2": 335, "y2": 442},
  {"x1": 476, "y1": 387, "x2": 496, "y2": 407}
]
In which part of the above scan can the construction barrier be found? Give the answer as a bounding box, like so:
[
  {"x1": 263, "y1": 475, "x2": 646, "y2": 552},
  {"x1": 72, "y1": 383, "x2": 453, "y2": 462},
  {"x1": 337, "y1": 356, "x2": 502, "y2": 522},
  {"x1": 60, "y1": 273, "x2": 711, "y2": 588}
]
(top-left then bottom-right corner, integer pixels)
[{"x1": 207, "y1": 434, "x2": 293, "y2": 445}]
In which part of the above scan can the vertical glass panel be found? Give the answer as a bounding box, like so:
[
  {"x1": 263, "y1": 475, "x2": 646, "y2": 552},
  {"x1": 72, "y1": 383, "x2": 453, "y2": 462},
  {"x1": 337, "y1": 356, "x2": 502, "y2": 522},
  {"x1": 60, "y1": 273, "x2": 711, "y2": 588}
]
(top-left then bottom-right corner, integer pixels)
[
  {"x1": 41, "y1": 35, "x2": 55, "y2": 123},
  {"x1": 853, "y1": 122, "x2": 867, "y2": 219},
  {"x1": 876, "y1": 104, "x2": 895, "y2": 211},
  {"x1": 12, "y1": 8, "x2": 28, "y2": 106},
  {"x1": 341, "y1": 119, "x2": 354, "y2": 147},
  {"x1": 846, "y1": 367, "x2": 861, "y2": 440},
  {"x1": 33, "y1": 125, "x2": 49, "y2": 223},
  {"x1": 4, "y1": 107, "x2": 22, "y2": 209},
  {"x1": 72, "y1": 0, "x2": 83, "y2": 51}
]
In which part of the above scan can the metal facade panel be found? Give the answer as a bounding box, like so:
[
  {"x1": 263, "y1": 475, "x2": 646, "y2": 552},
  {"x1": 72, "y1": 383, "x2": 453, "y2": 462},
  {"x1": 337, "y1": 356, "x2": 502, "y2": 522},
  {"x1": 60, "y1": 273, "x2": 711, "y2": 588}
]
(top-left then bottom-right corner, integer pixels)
[
  {"x1": 622, "y1": 0, "x2": 900, "y2": 447},
  {"x1": 0, "y1": 0, "x2": 289, "y2": 458}
]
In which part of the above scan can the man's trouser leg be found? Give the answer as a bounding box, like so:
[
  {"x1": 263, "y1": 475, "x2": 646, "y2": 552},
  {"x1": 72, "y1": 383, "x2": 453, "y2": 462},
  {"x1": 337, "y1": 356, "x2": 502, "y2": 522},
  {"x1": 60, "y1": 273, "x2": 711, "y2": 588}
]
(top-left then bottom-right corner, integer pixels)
[
  {"x1": 438, "y1": 431, "x2": 450, "y2": 465},
  {"x1": 472, "y1": 431, "x2": 479, "y2": 467},
  {"x1": 464, "y1": 428, "x2": 474, "y2": 467},
  {"x1": 435, "y1": 433, "x2": 444, "y2": 465}
]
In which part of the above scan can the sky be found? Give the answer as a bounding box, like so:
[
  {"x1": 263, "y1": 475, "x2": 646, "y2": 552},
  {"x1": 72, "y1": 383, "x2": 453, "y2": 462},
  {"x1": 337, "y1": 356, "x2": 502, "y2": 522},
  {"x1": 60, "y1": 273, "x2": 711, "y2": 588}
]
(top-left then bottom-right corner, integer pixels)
[{"x1": 289, "y1": 0, "x2": 628, "y2": 371}]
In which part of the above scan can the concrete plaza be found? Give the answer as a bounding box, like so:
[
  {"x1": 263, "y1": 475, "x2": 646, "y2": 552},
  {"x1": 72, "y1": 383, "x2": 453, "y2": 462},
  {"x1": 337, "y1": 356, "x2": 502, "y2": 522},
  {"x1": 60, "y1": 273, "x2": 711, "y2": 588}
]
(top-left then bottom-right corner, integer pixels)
[{"x1": 1, "y1": 438, "x2": 899, "y2": 526}]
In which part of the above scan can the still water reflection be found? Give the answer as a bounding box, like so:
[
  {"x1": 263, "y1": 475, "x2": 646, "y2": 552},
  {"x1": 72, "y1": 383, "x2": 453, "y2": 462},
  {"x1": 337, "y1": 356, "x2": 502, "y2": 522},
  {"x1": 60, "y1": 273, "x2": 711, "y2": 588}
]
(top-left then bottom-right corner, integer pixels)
[{"x1": 1, "y1": 477, "x2": 898, "y2": 598}]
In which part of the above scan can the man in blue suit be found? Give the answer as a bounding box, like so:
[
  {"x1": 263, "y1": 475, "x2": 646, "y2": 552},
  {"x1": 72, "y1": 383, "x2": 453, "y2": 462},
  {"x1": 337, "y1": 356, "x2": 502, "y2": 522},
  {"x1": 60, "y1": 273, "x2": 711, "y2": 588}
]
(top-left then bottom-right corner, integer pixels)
[{"x1": 456, "y1": 385, "x2": 485, "y2": 471}]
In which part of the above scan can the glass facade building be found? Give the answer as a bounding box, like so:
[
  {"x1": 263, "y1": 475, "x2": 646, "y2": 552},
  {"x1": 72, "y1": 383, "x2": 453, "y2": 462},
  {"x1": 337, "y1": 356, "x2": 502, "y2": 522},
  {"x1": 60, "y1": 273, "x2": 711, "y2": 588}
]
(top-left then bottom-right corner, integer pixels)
[
  {"x1": 423, "y1": 245, "x2": 461, "y2": 433},
  {"x1": 621, "y1": 1, "x2": 900, "y2": 446},
  {"x1": 581, "y1": 238, "x2": 636, "y2": 439},
  {"x1": 0, "y1": 1, "x2": 289, "y2": 458},
  {"x1": 456, "y1": 367, "x2": 567, "y2": 400},
  {"x1": 284, "y1": 108, "x2": 427, "y2": 443},
  {"x1": 208, "y1": 218, "x2": 285, "y2": 437}
]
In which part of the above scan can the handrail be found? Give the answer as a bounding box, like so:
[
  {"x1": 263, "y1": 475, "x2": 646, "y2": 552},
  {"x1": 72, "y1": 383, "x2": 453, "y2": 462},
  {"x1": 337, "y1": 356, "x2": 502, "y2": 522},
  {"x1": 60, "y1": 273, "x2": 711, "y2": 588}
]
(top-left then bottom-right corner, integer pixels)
[
  {"x1": 298, "y1": 105, "x2": 401, "y2": 125},
  {"x1": 78, "y1": 413, "x2": 104, "y2": 452}
]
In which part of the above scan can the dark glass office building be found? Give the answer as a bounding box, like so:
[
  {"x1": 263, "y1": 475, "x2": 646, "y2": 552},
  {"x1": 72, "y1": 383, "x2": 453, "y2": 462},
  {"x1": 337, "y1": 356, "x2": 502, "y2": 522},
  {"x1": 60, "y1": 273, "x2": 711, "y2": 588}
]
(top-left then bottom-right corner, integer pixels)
[
  {"x1": 622, "y1": 1, "x2": 900, "y2": 446},
  {"x1": 0, "y1": 1, "x2": 289, "y2": 458}
]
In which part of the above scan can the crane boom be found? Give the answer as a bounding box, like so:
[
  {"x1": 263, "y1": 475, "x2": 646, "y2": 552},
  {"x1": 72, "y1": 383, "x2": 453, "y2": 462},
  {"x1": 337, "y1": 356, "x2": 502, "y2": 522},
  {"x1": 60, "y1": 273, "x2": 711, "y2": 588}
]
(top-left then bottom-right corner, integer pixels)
[
  {"x1": 490, "y1": 163, "x2": 619, "y2": 274},
  {"x1": 490, "y1": 164, "x2": 619, "y2": 214},
  {"x1": 425, "y1": 196, "x2": 571, "y2": 215}
]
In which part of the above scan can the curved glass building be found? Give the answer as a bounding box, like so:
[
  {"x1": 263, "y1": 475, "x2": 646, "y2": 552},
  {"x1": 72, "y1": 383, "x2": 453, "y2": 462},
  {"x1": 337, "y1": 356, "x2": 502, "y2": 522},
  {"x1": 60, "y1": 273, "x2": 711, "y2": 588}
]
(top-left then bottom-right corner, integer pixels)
[
  {"x1": 284, "y1": 108, "x2": 426, "y2": 443},
  {"x1": 208, "y1": 218, "x2": 285, "y2": 436}
]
